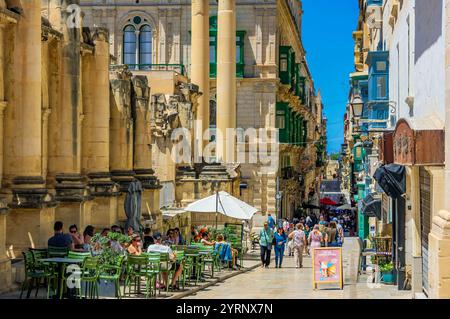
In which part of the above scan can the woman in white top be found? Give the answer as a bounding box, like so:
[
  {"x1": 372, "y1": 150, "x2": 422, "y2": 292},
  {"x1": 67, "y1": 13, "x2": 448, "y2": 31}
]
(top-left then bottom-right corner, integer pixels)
[{"x1": 288, "y1": 223, "x2": 306, "y2": 268}]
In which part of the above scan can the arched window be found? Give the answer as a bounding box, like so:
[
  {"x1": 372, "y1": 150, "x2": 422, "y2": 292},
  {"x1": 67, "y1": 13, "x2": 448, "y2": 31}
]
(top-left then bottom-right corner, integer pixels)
[
  {"x1": 123, "y1": 25, "x2": 136, "y2": 66},
  {"x1": 139, "y1": 25, "x2": 152, "y2": 66}
]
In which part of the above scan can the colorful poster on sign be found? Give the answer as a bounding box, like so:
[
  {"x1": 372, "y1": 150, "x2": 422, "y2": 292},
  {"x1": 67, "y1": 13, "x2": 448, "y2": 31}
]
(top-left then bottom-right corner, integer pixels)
[{"x1": 312, "y1": 247, "x2": 343, "y2": 289}]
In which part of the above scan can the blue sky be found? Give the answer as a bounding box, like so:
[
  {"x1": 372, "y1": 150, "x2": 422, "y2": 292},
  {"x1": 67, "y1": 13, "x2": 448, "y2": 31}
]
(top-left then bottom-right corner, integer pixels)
[{"x1": 302, "y1": 0, "x2": 359, "y2": 154}]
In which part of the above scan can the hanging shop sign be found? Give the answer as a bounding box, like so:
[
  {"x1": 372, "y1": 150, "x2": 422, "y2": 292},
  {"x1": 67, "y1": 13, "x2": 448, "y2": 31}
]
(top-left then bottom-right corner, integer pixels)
[
  {"x1": 312, "y1": 247, "x2": 344, "y2": 290},
  {"x1": 380, "y1": 132, "x2": 394, "y2": 164},
  {"x1": 393, "y1": 119, "x2": 444, "y2": 166}
]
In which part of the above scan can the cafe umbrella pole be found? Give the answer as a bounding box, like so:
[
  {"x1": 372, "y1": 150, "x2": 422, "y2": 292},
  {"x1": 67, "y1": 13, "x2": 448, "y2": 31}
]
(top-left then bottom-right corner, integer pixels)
[{"x1": 215, "y1": 191, "x2": 219, "y2": 231}]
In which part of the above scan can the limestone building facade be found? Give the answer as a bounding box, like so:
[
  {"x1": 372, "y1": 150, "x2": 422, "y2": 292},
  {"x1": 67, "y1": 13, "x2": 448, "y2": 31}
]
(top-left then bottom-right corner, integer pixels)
[{"x1": 79, "y1": 0, "x2": 326, "y2": 225}]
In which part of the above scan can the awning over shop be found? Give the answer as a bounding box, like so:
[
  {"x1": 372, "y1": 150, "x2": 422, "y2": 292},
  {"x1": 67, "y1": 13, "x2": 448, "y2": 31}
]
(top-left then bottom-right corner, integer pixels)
[
  {"x1": 373, "y1": 164, "x2": 406, "y2": 199},
  {"x1": 361, "y1": 194, "x2": 382, "y2": 219}
]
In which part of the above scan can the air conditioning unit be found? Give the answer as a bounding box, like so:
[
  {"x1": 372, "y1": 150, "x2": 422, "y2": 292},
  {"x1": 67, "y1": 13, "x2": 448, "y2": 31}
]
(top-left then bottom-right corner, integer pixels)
[{"x1": 366, "y1": 5, "x2": 382, "y2": 29}]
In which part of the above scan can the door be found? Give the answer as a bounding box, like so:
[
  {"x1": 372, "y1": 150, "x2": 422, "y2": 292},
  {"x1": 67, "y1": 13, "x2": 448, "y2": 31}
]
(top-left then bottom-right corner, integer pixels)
[
  {"x1": 393, "y1": 196, "x2": 406, "y2": 290},
  {"x1": 419, "y1": 167, "x2": 431, "y2": 296}
]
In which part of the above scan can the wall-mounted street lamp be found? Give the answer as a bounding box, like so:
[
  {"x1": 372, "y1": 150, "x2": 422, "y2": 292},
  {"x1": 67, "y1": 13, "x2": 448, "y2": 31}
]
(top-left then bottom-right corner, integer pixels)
[{"x1": 351, "y1": 95, "x2": 364, "y2": 118}]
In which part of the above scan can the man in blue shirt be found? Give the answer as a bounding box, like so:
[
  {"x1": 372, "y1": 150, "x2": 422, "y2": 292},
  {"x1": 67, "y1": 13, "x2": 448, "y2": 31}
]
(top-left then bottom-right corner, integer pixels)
[
  {"x1": 267, "y1": 213, "x2": 275, "y2": 230},
  {"x1": 48, "y1": 221, "x2": 73, "y2": 249}
]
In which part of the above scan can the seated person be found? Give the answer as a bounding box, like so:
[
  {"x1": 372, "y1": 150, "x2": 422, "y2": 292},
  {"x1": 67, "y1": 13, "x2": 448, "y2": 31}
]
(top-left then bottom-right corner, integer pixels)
[
  {"x1": 143, "y1": 227, "x2": 154, "y2": 250},
  {"x1": 200, "y1": 232, "x2": 215, "y2": 246},
  {"x1": 127, "y1": 226, "x2": 134, "y2": 237},
  {"x1": 147, "y1": 232, "x2": 183, "y2": 291},
  {"x1": 48, "y1": 221, "x2": 74, "y2": 250},
  {"x1": 215, "y1": 234, "x2": 238, "y2": 270},
  {"x1": 174, "y1": 228, "x2": 185, "y2": 245},
  {"x1": 111, "y1": 225, "x2": 122, "y2": 234},
  {"x1": 101, "y1": 228, "x2": 111, "y2": 237},
  {"x1": 69, "y1": 224, "x2": 85, "y2": 251},
  {"x1": 127, "y1": 234, "x2": 142, "y2": 256}
]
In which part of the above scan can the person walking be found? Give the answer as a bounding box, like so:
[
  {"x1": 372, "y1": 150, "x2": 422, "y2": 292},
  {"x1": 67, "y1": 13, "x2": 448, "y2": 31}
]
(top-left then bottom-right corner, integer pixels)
[
  {"x1": 267, "y1": 213, "x2": 276, "y2": 231},
  {"x1": 304, "y1": 224, "x2": 311, "y2": 255},
  {"x1": 286, "y1": 224, "x2": 295, "y2": 257},
  {"x1": 259, "y1": 222, "x2": 274, "y2": 268},
  {"x1": 274, "y1": 227, "x2": 287, "y2": 268},
  {"x1": 326, "y1": 221, "x2": 339, "y2": 247},
  {"x1": 289, "y1": 223, "x2": 306, "y2": 268},
  {"x1": 308, "y1": 225, "x2": 324, "y2": 255}
]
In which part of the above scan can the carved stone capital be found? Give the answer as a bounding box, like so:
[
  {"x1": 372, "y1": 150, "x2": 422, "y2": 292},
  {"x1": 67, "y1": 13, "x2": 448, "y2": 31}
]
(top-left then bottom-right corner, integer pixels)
[
  {"x1": 134, "y1": 169, "x2": 161, "y2": 190},
  {"x1": 150, "y1": 94, "x2": 180, "y2": 138},
  {"x1": 10, "y1": 176, "x2": 58, "y2": 209},
  {"x1": 87, "y1": 172, "x2": 120, "y2": 197},
  {"x1": 132, "y1": 75, "x2": 150, "y2": 110},
  {"x1": 110, "y1": 170, "x2": 136, "y2": 193},
  {"x1": 55, "y1": 173, "x2": 93, "y2": 203}
]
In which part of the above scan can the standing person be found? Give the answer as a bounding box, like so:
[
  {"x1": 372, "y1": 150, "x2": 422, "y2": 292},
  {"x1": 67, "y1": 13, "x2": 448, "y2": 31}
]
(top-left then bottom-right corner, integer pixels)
[
  {"x1": 267, "y1": 213, "x2": 276, "y2": 231},
  {"x1": 308, "y1": 225, "x2": 324, "y2": 255},
  {"x1": 283, "y1": 219, "x2": 290, "y2": 233},
  {"x1": 259, "y1": 222, "x2": 274, "y2": 268},
  {"x1": 333, "y1": 218, "x2": 344, "y2": 246},
  {"x1": 274, "y1": 227, "x2": 287, "y2": 268},
  {"x1": 286, "y1": 224, "x2": 295, "y2": 257},
  {"x1": 326, "y1": 221, "x2": 339, "y2": 247},
  {"x1": 319, "y1": 223, "x2": 329, "y2": 247},
  {"x1": 304, "y1": 224, "x2": 311, "y2": 255},
  {"x1": 305, "y1": 215, "x2": 313, "y2": 229},
  {"x1": 289, "y1": 224, "x2": 306, "y2": 268}
]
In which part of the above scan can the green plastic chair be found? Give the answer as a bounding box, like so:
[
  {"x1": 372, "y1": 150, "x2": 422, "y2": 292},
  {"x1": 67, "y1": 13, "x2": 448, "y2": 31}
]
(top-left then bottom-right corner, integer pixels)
[
  {"x1": 76, "y1": 256, "x2": 101, "y2": 299},
  {"x1": 57, "y1": 251, "x2": 92, "y2": 299},
  {"x1": 99, "y1": 255, "x2": 125, "y2": 299},
  {"x1": 20, "y1": 251, "x2": 56, "y2": 299},
  {"x1": 124, "y1": 255, "x2": 154, "y2": 298},
  {"x1": 199, "y1": 246, "x2": 216, "y2": 278},
  {"x1": 174, "y1": 251, "x2": 186, "y2": 289},
  {"x1": 184, "y1": 248, "x2": 202, "y2": 286},
  {"x1": 48, "y1": 246, "x2": 69, "y2": 258},
  {"x1": 67, "y1": 251, "x2": 92, "y2": 260}
]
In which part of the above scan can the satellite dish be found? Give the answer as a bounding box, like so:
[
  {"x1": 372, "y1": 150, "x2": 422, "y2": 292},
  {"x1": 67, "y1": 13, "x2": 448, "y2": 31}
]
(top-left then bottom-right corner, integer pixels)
[{"x1": 366, "y1": 6, "x2": 382, "y2": 29}]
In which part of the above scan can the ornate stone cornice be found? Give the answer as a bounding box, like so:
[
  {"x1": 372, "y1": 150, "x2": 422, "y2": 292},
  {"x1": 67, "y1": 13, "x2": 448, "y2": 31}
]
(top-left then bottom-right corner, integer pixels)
[
  {"x1": 0, "y1": 8, "x2": 19, "y2": 26},
  {"x1": 42, "y1": 25, "x2": 63, "y2": 42},
  {"x1": 90, "y1": 27, "x2": 109, "y2": 43}
]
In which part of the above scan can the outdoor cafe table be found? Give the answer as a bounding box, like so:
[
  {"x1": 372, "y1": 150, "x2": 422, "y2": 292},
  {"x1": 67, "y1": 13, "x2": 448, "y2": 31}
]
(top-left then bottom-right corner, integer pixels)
[
  {"x1": 186, "y1": 251, "x2": 210, "y2": 282},
  {"x1": 40, "y1": 257, "x2": 85, "y2": 299}
]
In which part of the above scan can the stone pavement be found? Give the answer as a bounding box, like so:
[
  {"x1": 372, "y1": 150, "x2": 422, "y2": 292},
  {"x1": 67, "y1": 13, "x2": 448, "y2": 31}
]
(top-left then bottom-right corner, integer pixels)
[
  {"x1": 0, "y1": 257, "x2": 261, "y2": 300},
  {"x1": 185, "y1": 238, "x2": 413, "y2": 299}
]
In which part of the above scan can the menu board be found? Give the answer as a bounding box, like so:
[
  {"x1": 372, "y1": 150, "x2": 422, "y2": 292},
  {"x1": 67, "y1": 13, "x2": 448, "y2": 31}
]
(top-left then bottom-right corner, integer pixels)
[{"x1": 312, "y1": 247, "x2": 343, "y2": 289}]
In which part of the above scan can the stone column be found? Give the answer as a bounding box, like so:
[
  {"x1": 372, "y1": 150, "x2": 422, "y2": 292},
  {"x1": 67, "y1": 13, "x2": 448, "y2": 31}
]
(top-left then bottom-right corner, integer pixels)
[
  {"x1": 191, "y1": 0, "x2": 210, "y2": 159},
  {"x1": 47, "y1": 1, "x2": 93, "y2": 229},
  {"x1": 132, "y1": 75, "x2": 161, "y2": 226},
  {"x1": 216, "y1": 0, "x2": 236, "y2": 164},
  {"x1": 82, "y1": 29, "x2": 119, "y2": 229},
  {"x1": 3, "y1": 0, "x2": 56, "y2": 256},
  {"x1": 0, "y1": 3, "x2": 16, "y2": 294},
  {"x1": 0, "y1": 14, "x2": 10, "y2": 293}
]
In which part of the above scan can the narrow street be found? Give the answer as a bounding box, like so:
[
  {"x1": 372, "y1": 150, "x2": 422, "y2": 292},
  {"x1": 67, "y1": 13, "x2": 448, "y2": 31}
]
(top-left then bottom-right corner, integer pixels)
[{"x1": 185, "y1": 238, "x2": 411, "y2": 299}]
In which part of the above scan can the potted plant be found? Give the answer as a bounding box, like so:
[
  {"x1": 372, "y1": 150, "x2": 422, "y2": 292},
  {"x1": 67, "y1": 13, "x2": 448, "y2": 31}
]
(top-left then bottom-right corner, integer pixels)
[
  {"x1": 379, "y1": 261, "x2": 395, "y2": 284},
  {"x1": 90, "y1": 232, "x2": 130, "y2": 297}
]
